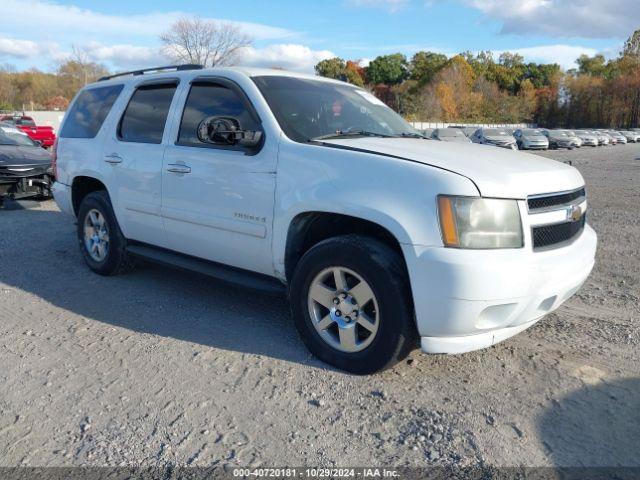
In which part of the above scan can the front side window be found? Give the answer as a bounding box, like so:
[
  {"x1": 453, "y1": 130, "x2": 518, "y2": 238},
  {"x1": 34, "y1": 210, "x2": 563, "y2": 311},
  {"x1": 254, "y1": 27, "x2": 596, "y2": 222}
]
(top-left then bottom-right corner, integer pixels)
[
  {"x1": 178, "y1": 82, "x2": 260, "y2": 148},
  {"x1": 119, "y1": 84, "x2": 177, "y2": 144},
  {"x1": 252, "y1": 76, "x2": 419, "y2": 143},
  {"x1": 60, "y1": 84, "x2": 124, "y2": 139}
]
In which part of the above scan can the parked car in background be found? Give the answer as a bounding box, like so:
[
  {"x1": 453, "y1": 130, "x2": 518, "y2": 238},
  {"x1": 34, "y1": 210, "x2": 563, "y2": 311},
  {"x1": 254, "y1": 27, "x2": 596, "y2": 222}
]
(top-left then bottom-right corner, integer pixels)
[
  {"x1": 420, "y1": 128, "x2": 435, "y2": 138},
  {"x1": 52, "y1": 66, "x2": 596, "y2": 374},
  {"x1": 0, "y1": 114, "x2": 57, "y2": 148},
  {"x1": 431, "y1": 128, "x2": 472, "y2": 143},
  {"x1": 0, "y1": 124, "x2": 53, "y2": 206},
  {"x1": 620, "y1": 130, "x2": 640, "y2": 142},
  {"x1": 574, "y1": 130, "x2": 599, "y2": 147},
  {"x1": 542, "y1": 130, "x2": 575, "y2": 150},
  {"x1": 470, "y1": 128, "x2": 517, "y2": 150},
  {"x1": 564, "y1": 131, "x2": 582, "y2": 148},
  {"x1": 462, "y1": 127, "x2": 478, "y2": 138},
  {"x1": 607, "y1": 131, "x2": 627, "y2": 144},
  {"x1": 592, "y1": 131, "x2": 610, "y2": 146},
  {"x1": 513, "y1": 128, "x2": 549, "y2": 150}
]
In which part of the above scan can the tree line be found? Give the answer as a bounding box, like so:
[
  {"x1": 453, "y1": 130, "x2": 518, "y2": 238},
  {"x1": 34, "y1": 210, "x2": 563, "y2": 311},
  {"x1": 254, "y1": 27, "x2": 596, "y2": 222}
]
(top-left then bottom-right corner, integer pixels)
[
  {"x1": 316, "y1": 29, "x2": 640, "y2": 128},
  {"x1": 1, "y1": 23, "x2": 638, "y2": 129}
]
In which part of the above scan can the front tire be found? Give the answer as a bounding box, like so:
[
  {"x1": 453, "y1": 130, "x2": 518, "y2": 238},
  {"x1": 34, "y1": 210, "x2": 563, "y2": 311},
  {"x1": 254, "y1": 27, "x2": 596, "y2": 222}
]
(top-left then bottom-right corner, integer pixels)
[
  {"x1": 77, "y1": 190, "x2": 133, "y2": 276},
  {"x1": 290, "y1": 235, "x2": 417, "y2": 374}
]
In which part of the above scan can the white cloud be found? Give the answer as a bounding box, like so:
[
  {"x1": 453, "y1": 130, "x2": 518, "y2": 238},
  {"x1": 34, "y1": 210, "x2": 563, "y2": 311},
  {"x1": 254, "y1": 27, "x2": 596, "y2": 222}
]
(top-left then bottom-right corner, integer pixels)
[
  {"x1": 79, "y1": 43, "x2": 166, "y2": 70},
  {"x1": 464, "y1": 0, "x2": 640, "y2": 39},
  {"x1": 1, "y1": 0, "x2": 296, "y2": 41},
  {"x1": 0, "y1": 38, "x2": 41, "y2": 59},
  {"x1": 494, "y1": 44, "x2": 600, "y2": 69},
  {"x1": 238, "y1": 44, "x2": 336, "y2": 73},
  {"x1": 0, "y1": 37, "x2": 65, "y2": 62},
  {"x1": 346, "y1": 0, "x2": 410, "y2": 12}
]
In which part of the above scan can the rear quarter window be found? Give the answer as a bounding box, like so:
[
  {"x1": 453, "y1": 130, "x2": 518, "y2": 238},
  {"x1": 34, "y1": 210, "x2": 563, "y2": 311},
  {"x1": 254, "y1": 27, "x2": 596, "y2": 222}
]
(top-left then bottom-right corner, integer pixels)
[{"x1": 60, "y1": 84, "x2": 124, "y2": 138}]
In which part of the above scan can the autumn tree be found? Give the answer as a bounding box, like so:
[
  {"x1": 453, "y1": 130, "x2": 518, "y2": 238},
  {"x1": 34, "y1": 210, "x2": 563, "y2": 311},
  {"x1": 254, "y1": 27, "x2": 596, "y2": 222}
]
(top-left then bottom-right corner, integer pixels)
[
  {"x1": 367, "y1": 54, "x2": 409, "y2": 85},
  {"x1": 435, "y1": 82, "x2": 457, "y2": 121},
  {"x1": 409, "y1": 51, "x2": 447, "y2": 85},
  {"x1": 315, "y1": 58, "x2": 346, "y2": 79}
]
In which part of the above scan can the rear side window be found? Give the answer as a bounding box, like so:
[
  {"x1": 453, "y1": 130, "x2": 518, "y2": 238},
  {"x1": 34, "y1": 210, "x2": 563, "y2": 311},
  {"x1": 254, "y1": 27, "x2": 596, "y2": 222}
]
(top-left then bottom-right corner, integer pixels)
[
  {"x1": 60, "y1": 84, "x2": 124, "y2": 138},
  {"x1": 177, "y1": 83, "x2": 260, "y2": 148},
  {"x1": 118, "y1": 84, "x2": 177, "y2": 144}
]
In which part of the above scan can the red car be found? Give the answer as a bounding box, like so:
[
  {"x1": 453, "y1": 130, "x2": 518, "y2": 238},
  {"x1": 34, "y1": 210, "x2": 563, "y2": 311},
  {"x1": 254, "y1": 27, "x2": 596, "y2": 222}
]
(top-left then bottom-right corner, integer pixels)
[{"x1": 0, "y1": 115, "x2": 57, "y2": 148}]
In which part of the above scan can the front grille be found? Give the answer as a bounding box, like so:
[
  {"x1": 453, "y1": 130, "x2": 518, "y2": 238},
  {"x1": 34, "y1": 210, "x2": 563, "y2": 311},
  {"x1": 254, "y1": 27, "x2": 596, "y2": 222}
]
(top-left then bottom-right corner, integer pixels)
[
  {"x1": 532, "y1": 215, "x2": 585, "y2": 250},
  {"x1": 528, "y1": 188, "x2": 585, "y2": 211}
]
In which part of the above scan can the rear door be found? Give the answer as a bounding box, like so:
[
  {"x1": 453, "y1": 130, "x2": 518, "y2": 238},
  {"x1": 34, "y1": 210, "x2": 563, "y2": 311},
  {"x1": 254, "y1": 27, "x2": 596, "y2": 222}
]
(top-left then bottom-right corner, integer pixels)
[
  {"x1": 102, "y1": 81, "x2": 179, "y2": 245},
  {"x1": 161, "y1": 78, "x2": 277, "y2": 275}
]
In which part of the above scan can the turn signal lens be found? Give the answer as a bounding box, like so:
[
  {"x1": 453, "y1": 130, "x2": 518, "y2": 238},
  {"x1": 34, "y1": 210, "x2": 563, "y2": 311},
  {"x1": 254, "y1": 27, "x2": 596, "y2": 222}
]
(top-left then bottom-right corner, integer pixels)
[{"x1": 438, "y1": 196, "x2": 459, "y2": 247}]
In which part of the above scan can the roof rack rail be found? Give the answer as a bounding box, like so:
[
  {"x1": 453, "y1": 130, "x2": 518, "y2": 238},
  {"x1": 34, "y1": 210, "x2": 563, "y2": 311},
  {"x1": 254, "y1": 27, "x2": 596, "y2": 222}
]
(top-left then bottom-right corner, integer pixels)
[{"x1": 98, "y1": 64, "x2": 205, "y2": 82}]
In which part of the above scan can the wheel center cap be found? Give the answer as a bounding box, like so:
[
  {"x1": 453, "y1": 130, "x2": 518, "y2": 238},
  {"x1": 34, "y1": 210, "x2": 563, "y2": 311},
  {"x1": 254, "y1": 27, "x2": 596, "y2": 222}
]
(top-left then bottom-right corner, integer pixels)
[{"x1": 333, "y1": 293, "x2": 359, "y2": 323}]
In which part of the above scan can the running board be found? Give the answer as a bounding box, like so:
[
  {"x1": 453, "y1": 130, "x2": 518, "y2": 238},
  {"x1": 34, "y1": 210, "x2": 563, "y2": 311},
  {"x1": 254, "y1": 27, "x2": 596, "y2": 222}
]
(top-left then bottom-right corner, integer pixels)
[{"x1": 126, "y1": 244, "x2": 286, "y2": 296}]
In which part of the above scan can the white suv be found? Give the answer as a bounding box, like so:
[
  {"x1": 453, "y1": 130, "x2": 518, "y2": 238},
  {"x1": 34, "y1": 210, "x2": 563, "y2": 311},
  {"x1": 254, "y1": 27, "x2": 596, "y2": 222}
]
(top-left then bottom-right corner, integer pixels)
[{"x1": 52, "y1": 65, "x2": 597, "y2": 374}]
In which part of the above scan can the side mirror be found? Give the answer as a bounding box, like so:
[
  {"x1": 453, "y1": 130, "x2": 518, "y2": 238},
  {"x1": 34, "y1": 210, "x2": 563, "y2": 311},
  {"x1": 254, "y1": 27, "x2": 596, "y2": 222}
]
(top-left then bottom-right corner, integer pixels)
[
  {"x1": 34, "y1": 140, "x2": 43, "y2": 147},
  {"x1": 197, "y1": 116, "x2": 262, "y2": 148}
]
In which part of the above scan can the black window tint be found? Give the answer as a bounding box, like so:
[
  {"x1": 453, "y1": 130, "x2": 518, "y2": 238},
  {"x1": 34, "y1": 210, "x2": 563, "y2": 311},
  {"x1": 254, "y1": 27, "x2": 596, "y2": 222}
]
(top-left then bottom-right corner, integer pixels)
[
  {"x1": 119, "y1": 84, "x2": 177, "y2": 144},
  {"x1": 60, "y1": 85, "x2": 124, "y2": 138},
  {"x1": 178, "y1": 83, "x2": 259, "y2": 147}
]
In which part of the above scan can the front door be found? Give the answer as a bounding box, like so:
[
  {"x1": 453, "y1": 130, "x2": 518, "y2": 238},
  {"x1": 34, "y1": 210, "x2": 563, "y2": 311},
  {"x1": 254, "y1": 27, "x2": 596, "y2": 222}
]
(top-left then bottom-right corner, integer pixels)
[{"x1": 161, "y1": 79, "x2": 277, "y2": 276}]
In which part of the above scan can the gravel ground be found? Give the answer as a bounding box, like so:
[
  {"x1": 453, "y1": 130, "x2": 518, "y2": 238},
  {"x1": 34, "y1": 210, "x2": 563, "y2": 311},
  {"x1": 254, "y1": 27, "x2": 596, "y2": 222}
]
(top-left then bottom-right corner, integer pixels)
[{"x1": 0, "y1": 144, "x2": 638, "y2": 470}]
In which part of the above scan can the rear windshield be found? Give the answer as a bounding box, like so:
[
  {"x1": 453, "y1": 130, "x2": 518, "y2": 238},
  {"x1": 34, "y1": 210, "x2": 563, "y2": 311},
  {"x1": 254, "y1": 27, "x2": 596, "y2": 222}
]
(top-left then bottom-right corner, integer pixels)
[
  {"x1": 60, "y1": 84, "x2": 124, "y2": 138},
  {"x1": 0, "y1": 126, "x2": 37, "y2": 146}
]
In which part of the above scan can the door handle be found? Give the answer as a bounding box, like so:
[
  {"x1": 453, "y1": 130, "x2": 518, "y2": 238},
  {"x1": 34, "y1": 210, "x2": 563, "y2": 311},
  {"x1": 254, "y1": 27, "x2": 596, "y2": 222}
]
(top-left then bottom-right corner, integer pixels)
[
  {"x1": 167, "y1": 163, "x2": 191, "y2": 174},
  {"x1": 104, "y1": 153, "x2": 123, "y2": 164}
]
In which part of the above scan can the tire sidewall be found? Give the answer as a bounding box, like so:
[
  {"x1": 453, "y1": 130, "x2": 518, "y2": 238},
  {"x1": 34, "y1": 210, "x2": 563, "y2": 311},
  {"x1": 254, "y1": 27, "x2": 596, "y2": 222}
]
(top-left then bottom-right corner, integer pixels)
[
  {"x1": 290, "y1": 236, "x2": 415, "y2": 374},
  {"x1": 76, "y1": 191, "x2": 125, "y2": 275}
]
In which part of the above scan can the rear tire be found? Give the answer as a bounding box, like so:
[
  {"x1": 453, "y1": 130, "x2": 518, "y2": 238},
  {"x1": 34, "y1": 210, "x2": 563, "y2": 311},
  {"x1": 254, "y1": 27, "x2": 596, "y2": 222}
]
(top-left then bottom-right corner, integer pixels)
[
  {"x1": 77, "y1": 190, "x2": 133, "y2": 276},
  {"x1": 290, "y1": 235, "x2": 417, "y2": 374}
]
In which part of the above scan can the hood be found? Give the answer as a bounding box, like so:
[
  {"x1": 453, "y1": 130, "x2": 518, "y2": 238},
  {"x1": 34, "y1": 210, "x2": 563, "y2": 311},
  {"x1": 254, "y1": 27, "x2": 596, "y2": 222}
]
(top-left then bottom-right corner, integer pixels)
[
  {"x1": 0, "y1": 145, "x2": 51, "y2": 166},
  {"x1": 523, "y1": 135, "x2": 547, "y2": 141},
  {"x1": 322, "y1": 137, "x2": 584, "y2": 199},
  {"x1": 440, "y1": 137, "x2": 471, "y2": 143}
]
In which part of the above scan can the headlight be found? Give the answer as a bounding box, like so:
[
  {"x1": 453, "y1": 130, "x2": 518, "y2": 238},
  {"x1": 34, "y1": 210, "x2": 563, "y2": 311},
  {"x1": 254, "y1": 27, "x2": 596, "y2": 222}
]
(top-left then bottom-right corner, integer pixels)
[{"x1": 437, "y1": 195, "x2": 523, "y2": 249}]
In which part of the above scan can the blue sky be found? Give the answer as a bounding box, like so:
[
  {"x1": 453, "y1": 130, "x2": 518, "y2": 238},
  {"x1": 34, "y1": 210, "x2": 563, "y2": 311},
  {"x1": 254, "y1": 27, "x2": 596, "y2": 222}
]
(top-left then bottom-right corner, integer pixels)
[{"x1": 1, "y1": 0, "x2": 638, "y2": 73}]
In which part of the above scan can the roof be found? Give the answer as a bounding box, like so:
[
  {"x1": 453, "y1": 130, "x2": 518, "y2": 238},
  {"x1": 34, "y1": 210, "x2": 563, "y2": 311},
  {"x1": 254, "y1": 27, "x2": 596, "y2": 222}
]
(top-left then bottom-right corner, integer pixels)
[{"x1": 91, "y1": 65, "x2": 346, "y2": 88}]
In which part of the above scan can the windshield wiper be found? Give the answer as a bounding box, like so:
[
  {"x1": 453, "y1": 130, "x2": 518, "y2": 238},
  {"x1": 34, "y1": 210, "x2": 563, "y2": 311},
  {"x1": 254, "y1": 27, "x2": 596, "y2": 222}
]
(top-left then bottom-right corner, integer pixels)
[
  {"x1": 395, "y1": 132, "x2": 428, "y2": 139},
  {"x1": 309, "y1": 130, "x2": 396, "y2": 142}
]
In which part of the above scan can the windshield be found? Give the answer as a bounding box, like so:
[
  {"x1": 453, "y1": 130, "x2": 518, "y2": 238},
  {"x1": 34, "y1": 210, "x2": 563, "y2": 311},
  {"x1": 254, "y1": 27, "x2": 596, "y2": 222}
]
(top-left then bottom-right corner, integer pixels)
[
  {"x1": 523, "y1": 129, "x2": 543, "y2": 135},
  {"x1": 0, "y1": 127, "x2": 38, "y2": 146},
  {"x1": 253, "y1": 76, "x2": 419, "y2": 142},
  {"x1": 483, "y1": 129, "x2": 511, "y2": 136},
  {"x1": 436, "y1": 128, "x2": 466, "y2": 138}
]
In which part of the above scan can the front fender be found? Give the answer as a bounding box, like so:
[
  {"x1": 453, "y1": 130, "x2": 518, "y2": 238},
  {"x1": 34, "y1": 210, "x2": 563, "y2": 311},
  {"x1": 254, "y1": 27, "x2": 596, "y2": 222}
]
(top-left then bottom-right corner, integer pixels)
[{"x1": 272, "y1": 140, "x2": 479, "y2": 277}]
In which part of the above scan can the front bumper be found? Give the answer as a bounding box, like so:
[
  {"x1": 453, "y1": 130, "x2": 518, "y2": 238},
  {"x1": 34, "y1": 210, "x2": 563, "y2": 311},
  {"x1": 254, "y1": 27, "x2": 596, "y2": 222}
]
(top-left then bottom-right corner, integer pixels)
[
  {"x1": 522, "y1": 140, "x2": 548, "y2": 150},
  {"x1": 402, "y1": 224, "x2": 597, "y2": 354}
]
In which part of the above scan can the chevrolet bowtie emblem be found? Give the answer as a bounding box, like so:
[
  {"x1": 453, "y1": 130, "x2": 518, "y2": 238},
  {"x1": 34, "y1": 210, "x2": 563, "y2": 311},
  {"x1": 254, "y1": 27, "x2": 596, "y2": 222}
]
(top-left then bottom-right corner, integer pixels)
[{"x1": 567, "y1": 204, "x2": 582, "y2": 222}]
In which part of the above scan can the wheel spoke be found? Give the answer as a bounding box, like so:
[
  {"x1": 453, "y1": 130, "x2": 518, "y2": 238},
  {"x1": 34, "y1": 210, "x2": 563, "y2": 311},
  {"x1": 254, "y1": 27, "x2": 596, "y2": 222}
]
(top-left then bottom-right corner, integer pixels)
[
  {"x1": 338, "y1": 325, "x2": 357, "y2": 351},
  {"x1": 309, "y1": 282, "x2": 336, "y2": 309},
  {"x1": 357, "y1": 312, "x2": 377, "y2": 333},
  {"x1": 349, "y1": 280, "x2": 374, "y2": 307},
  {"x1": 89, "y1": 211, "x2": 100, "y2": 228},
  {"x1": 316, "y1": 314, "x2": 334, "y2": 331},
  {"x1": 333, "y1": 268, "x2": 348, "y2": 291}
]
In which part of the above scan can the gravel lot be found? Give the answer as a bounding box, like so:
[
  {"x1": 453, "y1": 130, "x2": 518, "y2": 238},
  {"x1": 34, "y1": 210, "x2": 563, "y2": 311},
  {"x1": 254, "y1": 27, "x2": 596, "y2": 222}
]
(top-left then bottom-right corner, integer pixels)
[{"x1": 0, "y1": 144, "x2": 638, "y2": 470}]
